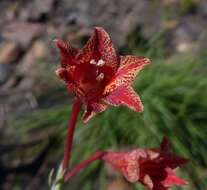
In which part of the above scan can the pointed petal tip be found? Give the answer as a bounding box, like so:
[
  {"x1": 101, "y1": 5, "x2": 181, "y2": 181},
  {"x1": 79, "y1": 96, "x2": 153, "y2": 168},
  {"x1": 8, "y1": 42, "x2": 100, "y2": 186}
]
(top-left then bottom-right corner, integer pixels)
[
  {"x1": 82, "y1": 114, "x2": 89, "y2": 123},
  {"x1": 55, "y1": 67, "x2": 62, "y2": 75},
  {"x1": 53, "y1": 39, "x2": 68, "y2": 51},
  {"x1": 82, "y1": 103, "x2": 108, "y2": 123},
  {"x1": 53, "y1": 39, "x2": 62, "y2": 46},
  {"x1": 94, "y1": 26, "x2": 111, "y2": 40},
  {"x1": 53, "y1": 38, "x2": 59, "y2": 43},
  {"x1": 132, "y1": 101, "x2": 144, "y2": 113},
  {"x1": 137, "y1": 105, "x2": 144, "y2": 112},
  {"x1": 94, "y1": 26, "x2": 106, "y2": 32},
  {"x1": 55, "y1": 68, "x2": 66, "y2": 78},
  {"x1": 82, "y1": 119, "x2": 88, "y2": 124},
  {"x1": 184, "y1": 180, "x2": 189, "y2": 185},
  {"x1": 82, "y1": 113, "x2": 93, "y2": 124},
  {"x1": 82, "y1": 108, "x2": 94, "y2": 124},
  {"x1": 181, "y1": 179, "x2": 189, "y2": 186},
  {"x1": 164, "y1": 168, "x2": 189, "y2": 187},
  {"x1": 144, "y1": 57, "x2": 151, "y2": 65}
]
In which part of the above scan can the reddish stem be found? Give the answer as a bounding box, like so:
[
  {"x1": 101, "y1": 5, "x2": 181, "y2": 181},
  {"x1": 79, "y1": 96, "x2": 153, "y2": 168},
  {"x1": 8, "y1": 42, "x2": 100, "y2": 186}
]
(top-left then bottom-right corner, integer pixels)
[
  {"x1": 63, "y1": 98, "x2": 82, "y2": 169},
  {"x1": 64, "y1": 151, "x2": 106, "y2": 181}
]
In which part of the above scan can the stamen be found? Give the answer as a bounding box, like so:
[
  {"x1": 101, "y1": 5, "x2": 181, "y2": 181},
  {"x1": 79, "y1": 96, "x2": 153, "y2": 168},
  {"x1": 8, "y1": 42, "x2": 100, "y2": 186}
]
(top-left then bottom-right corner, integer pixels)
[
  {"x1": 90, "y1": 59, "x2": 97, "y2": 65},
  {"x1": 96, "y1": 73, "x2": 104, "y2": 81},
  {"x1": 97, "y1": 59, "x2": 105, "y2": 66}
]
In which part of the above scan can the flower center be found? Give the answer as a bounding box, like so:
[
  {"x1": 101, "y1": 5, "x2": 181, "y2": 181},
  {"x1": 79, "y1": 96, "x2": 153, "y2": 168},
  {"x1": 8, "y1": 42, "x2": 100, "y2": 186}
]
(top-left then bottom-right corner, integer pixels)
[
  {"x1": 71, "y1": 58, "x2": 109, "y2": 102},
  {"x1": 89, "y1": 59, "x2": 106, "y2": 82}
]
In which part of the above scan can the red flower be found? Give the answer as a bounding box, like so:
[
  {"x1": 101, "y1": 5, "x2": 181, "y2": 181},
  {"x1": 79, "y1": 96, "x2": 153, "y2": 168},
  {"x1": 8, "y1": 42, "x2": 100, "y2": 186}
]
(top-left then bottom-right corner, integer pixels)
[
  {"x1": 54, "y1": 27, "x2": 150, "y2": 123},
  {"x1": 102, "y1": 138, "x2": 188, "y2": 190}
]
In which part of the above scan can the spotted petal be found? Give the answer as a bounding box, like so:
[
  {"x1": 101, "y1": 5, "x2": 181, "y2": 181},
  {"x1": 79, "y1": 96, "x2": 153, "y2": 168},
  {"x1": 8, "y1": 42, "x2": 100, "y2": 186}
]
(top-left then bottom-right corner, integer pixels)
[
  {"x1": 103, "y1": 86, "x2": 143, "y2": 112},
  {"x1": 104, "y1": 55, "x2": 150, "y2": 94},
  {"x1": 103, "y1": 151, "x2": 140, "y2": 183},
  {"x1": 54, "y1": 39, "x2": 78, "y2": 68},
  {"x1": 120, "y1": 55, "x2": 150, "y2": 67},
  {"x1": 82, "y1": 102, "x2": 108, "y2": 123},
  {"x1": 95, "y1": 27, "x2": 119, "y2": 72},
  {"x1": 77, "y1": 27, "x2": 118, "y2": 73},
  {"x1": 77, "y1": 29, "x2": 98, "y2": 64}
]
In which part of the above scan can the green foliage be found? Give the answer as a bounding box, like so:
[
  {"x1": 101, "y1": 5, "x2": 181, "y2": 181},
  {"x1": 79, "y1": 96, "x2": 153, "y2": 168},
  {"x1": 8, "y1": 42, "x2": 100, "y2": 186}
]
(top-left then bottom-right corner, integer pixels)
[
  {"x1": 49, "y1": 163, "x2": 64, "y2": 190},
  {"x1": 125, "y1": 26, "x2": 167, "y2": 59},
  {"x1": 14, "y1": 53, "x2": 207, "y2": 189},
  {"x1": 181, "y1": 0, "x2": 196, "y2": 14}
]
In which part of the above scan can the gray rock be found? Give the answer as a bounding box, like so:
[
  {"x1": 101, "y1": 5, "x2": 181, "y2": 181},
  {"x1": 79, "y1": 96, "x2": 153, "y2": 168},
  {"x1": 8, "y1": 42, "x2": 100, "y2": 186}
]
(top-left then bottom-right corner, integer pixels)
[
  {"x1": 0, "y1": 42, "x2": 21, "y2": 64},
  {"x1": 20, "y1": 0, "x2": 56, "y2": 22},
  {"x1": 59, "y1": 0, "x2": 154, "y2": 45},
  {"x1": 0, "y1": 64, "x2": 13, "y2": 85},
  {"x1": 170, "y1": 16, "x2": 207, "y2": 53},
  {"x1": 197, "y1": 1, "x2": 207, "y2": 16},
  {"x1": 2, "y1": 22, "x2": 44, "y2": 49}
]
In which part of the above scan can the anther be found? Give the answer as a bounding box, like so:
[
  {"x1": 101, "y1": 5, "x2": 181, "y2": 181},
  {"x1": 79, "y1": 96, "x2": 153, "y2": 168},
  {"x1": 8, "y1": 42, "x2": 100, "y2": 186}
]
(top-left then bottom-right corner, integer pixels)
[
  {"x1": 90, "y1": 59, "x2": 97, "y2": 65},
  {"x1": 97, "y1": 59, "x2": 105, "y2": 66},
  {"x1": 96, "y1": 73, "x2": 104, "y2": 81}
]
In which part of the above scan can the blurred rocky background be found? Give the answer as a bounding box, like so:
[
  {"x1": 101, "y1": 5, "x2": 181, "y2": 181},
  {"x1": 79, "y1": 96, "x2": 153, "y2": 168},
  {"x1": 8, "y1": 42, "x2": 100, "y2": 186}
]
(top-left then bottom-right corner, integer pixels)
[{"x1": 0, "y1": 0, "x2": 207, "y2": 190}]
